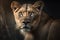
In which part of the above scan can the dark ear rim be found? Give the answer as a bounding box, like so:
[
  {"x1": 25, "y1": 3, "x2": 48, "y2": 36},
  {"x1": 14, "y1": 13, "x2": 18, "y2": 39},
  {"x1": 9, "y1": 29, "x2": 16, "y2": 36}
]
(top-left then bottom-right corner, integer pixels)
[{"x1": 10, "y1": 1, "x2": 21, "y2": 10}]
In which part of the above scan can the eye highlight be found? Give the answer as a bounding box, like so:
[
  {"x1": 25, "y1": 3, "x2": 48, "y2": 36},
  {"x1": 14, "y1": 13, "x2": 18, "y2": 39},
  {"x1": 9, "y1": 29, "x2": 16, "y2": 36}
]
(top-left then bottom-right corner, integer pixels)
[{"x1": 19, "y1": 12, "x2": 23, "y2": 17}]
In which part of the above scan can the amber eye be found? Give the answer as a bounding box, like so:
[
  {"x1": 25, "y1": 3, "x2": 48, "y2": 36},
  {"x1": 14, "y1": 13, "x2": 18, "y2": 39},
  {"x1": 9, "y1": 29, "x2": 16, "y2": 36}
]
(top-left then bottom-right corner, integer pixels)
[{"x1": 19, "y1": 12, "x2": 23, "y2": 17}]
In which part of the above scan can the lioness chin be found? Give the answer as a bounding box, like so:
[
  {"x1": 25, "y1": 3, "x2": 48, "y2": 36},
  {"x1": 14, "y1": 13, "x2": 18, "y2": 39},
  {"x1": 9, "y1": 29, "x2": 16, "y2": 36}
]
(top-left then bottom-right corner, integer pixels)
[{"x1": 10, "y1": 1, "x2": 60, "y2": 40}]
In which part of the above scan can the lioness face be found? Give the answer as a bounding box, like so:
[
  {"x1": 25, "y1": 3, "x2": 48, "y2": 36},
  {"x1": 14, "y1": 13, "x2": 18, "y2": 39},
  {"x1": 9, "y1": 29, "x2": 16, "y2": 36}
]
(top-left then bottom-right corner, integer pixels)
[{"x1": 11, "y1": 1, "x2": 43, "y2": 32}]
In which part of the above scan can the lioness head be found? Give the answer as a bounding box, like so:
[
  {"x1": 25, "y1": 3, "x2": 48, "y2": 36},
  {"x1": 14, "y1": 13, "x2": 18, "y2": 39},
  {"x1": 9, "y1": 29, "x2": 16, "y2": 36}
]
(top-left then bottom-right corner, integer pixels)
[{"x1": 10, "y1": 1, "x2": 44, "y2": 32}]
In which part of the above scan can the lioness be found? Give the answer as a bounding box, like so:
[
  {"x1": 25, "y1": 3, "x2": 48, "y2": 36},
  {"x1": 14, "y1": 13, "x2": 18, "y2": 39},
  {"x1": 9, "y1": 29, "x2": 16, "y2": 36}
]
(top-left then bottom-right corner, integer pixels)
[{"x1": 10, "y1": 1, "x2": 60, "y2": 40}]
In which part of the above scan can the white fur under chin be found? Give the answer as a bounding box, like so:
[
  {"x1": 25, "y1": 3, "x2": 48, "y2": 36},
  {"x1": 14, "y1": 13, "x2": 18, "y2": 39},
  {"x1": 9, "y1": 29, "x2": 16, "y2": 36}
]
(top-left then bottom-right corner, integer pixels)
[
  {"x1": 20, "y1": 29, "x2": 31, "y2": 36},
  {"x1": 20, "y1": 29, "x2": 34, "y2": 40}
]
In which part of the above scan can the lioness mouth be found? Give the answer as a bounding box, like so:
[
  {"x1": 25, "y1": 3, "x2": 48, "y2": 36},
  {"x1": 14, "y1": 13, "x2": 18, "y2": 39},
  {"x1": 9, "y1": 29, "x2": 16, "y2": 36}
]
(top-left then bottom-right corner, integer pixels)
[{"x1": 20, "y1": 24, "x2": 31, "y2": 32}]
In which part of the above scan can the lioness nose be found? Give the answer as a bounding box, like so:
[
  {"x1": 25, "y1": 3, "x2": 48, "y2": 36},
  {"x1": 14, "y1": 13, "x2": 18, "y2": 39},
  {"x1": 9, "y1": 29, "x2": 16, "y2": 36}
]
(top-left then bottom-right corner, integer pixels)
[{"x1": 23, "y1": 20, "x2": 30, "y2": 25}]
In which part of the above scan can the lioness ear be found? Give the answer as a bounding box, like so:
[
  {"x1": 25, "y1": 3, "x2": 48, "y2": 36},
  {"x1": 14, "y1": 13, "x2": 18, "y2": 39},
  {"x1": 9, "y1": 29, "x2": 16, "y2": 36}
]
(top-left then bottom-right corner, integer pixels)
[
  {"x1": 11, "y1": 1, "x2": 21, "y2": 11},
  {"x1": 33, "y1": 1, "x2": 44, "y2": 14},
  {"x1": 33, "y1": 1, "x2": 44, "y2": 8}
]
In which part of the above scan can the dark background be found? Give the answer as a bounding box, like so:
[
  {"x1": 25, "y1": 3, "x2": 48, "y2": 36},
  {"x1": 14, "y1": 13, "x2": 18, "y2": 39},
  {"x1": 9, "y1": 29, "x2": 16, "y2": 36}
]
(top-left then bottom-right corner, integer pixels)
[{"x1": 43, "y1": 0, "x2": 60, "y2": 19}]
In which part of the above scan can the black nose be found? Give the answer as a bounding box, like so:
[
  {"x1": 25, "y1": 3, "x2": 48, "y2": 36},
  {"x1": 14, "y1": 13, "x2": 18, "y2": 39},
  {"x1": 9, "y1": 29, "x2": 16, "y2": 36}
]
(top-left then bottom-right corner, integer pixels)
[{"x1": 23, "y1": 21, "x2": 30, "y2": 25}]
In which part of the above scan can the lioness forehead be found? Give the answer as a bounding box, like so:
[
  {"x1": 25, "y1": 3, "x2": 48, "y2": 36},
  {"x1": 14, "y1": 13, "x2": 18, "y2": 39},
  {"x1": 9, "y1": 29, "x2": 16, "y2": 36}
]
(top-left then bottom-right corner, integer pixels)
[{"x1": 19, "y1": 4, "x2": 37, "y2": 12}]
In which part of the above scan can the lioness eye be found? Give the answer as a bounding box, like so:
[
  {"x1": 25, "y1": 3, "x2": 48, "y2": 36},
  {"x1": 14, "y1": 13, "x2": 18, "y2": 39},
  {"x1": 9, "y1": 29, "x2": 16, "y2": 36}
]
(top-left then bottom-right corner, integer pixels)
[
  {"x1": 30, "y1": 12, "x2": 34, "y2": 17},
  {"x1": 19, "y1": 12, "x2": 23, "y2": 17}
]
